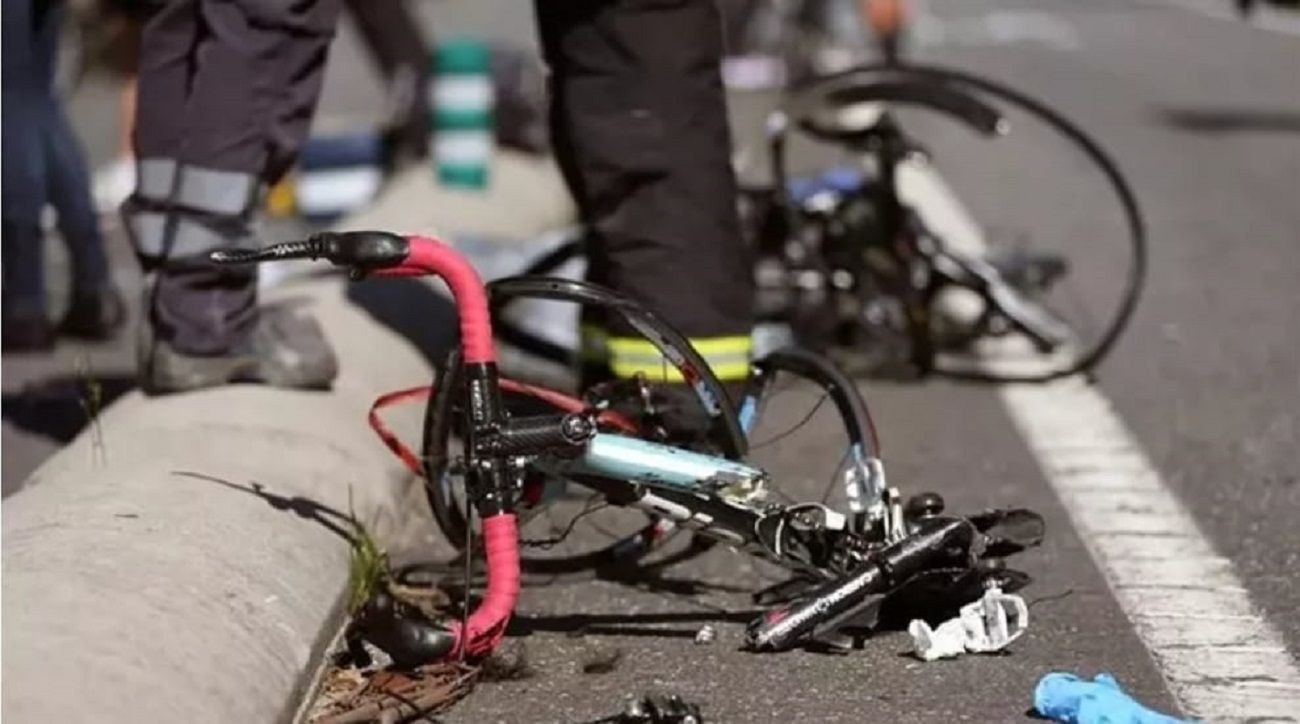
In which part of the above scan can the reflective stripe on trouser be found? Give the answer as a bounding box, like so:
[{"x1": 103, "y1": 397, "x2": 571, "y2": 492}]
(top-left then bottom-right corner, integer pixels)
[
  {"x1": 135, "y1": 158, "x2": 259, "y2": 216},
  {"x1": 121, "y1": 160, "x2": 261, "y2": 264},
  {"x1": 120, "y1": 160, "x2": 263, "y2": 353},
  {"x1": 582, "y1": 326, "x2": 753, "y2": 382}
]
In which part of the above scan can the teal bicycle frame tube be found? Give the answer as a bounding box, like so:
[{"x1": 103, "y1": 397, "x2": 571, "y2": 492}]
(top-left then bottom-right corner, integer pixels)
[{"x1": 572, "y1": 433, "x2": 764, "y2": 491}]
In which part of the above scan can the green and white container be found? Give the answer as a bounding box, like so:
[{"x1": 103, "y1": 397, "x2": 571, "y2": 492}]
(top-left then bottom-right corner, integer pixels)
[{"x1": 431, "y1": 38, "x2": 494, "y2": 189}]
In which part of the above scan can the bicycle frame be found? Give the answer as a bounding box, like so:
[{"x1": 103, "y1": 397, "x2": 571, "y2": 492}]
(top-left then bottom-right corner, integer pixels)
[
  {"x1": 767, "y1": 62, "x2": 1146, "y2": 382},
  {"x1": 213, "y1": 229, "x2": 1043, "y2": 661},
  {"x1": 432, "y1": 286, "x2": 892, "y2": 579},
  {"x1": 531, "y1": 430, "x2": 865, "y2": 579}
]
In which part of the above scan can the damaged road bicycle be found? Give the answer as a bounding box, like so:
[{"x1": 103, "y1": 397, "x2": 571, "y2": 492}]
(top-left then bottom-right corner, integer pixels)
[
  {"x1": 214, "y1": 230, "x2": 1044, "y2": 663},
  {"x1": 491, "y1": 62, "x2": 1146, "y2": 384}
]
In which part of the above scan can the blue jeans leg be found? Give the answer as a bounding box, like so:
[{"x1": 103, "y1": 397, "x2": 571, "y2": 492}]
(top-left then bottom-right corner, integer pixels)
[
  {"x1": 1, "y1": 0, "x2": 47, "y2": 316},
  {"x1": 45, "y1": 96, "x2": 111, "y2": 295},
  {"x1": 3, "y1": 0, "x2": 111, "y2": 316},
  {"x1": 1, "y1": 91, "x2": 48, "y2": 317}
]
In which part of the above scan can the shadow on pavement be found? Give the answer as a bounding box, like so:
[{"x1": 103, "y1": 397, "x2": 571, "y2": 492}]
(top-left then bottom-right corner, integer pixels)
[
  {"x1": 393, "y1": 554, "x2": 752, "y2": 593},
  {"x1": 1157, "y1": 106, "x2": 1300, "y2": 134},
  {"x1": 507, "y1": 608, "x2": 762, "y2": 639},
  {"x1": 347, "y1": 277, "x2": 461, "y2": 368},
  {"x1": 173, "y1": 470, "x2": 358, "y2": 543},
  {"x1": 2, "y1": 373, "x2": 136, "y2": 442}
]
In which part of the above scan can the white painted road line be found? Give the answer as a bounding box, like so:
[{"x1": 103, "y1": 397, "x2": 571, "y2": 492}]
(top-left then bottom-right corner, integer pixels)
[
  {"x1": 1003, "y1": 379, "x2": 1300, "y2": 721},
  {"x1": 908, "y1": 163, "x2": 1300, "y2": 722}
]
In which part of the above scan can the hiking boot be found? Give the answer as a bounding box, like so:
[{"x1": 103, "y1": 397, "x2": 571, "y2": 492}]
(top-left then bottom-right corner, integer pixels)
[
  {"x1": 139, "y1": 303, "x2": 338, "y2": 395},
  {"x1": 60, "y1": 287, "x2": 127, "y2": 340}
]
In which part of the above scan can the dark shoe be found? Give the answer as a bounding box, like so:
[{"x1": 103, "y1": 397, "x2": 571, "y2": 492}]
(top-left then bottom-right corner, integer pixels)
[
  {"x1": 139, "y1": 304, "x2": 339, "y2": 395},
  {"x1": 2, "y1": 313, "x2": 56, "y2": 353},
  {"x1": 59, "y1": 288, "x2": 127, "y2": 340}
]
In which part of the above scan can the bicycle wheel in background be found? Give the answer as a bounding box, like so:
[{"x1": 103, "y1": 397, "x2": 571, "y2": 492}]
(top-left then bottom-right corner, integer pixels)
[{"x1": 770, "y1": 64, "x2": 1145, "y2": 383}]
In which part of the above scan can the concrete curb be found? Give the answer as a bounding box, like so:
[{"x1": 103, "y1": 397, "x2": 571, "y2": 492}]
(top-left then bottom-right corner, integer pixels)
[{"x1": 2, "y1": 152, "x2": 575, "y2": 723}]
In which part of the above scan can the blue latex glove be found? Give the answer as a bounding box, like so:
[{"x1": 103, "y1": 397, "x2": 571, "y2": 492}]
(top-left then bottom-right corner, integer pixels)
[{"x1": 1034, "y1": 672, "x2": 1194, "y2": 724}]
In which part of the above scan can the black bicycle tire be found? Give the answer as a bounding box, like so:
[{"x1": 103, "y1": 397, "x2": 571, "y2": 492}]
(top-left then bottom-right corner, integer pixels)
[
  {"x1": 489, "y1": 237, "x2": 585, "y2": 367},
  {"x1": 748, "y1": 346, "x2": 880, "y2": 458},
  {"x1": 422, "y1": 348, "x2": 465, "y2": 547}
]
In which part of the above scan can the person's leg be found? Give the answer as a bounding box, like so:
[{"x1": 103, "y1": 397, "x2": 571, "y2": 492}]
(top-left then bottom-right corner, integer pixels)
[
  {"x1": 2, "y1": 0, "x2": 55, "y2": 350},
  {"x1": 90, "y1": 74, "x2": 139, "y2": 213},
  {"x1": 262, "y1": 1, "x2": 347, "y2": 184},
  {"x1": 45, "y1": 97, "x2": 128, "y2": 337},
  {"x1": 344, "y1": 0, "x2": 430, "y2": 159},
  {"x1": 122, "y1": 0, "x2": 342, "y2": 391},
  {"x1": 129, "y1": 0, "x2": 200, "y2": 169},
  {"x1": 87, "y1": 1, "x2": 145, "y2": 211},
  {"x1": 536, "y1": 0, "x2": 754, "y2": 412},
  {"x1": 33, "y1": 3, "x2": 124, "y2": 337},
  {"x1": 0, "y1": 127, "x2": 52, "y2": 349},
  {"x1": 533, "y1": 15, "x2": 609, "y2": 386},
  {"x1": 124, "y1": 0, "x2": 248, "y2": 357}
]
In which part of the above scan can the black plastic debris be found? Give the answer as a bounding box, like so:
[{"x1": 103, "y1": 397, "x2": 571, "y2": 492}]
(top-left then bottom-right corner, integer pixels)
[
  {"x1": 745, "y1": 502, "x2": 1047, "y2": 652},
  {"x1": 586, "y1": 694, "x2": 705, "y2": 724},
  {"x1": 746, "y1": 516, "x2": 978, "y2": 651}
]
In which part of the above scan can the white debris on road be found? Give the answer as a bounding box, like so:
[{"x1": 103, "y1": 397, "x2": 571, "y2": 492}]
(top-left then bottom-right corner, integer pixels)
[{"x1": 909, "y1": 586, "x2": 1029, "y2": 661}]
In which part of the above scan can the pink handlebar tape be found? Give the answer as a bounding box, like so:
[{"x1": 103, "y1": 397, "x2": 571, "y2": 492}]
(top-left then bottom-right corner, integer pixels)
[
  {"x1": 449, "y1": 513, "x2": 521, "y2": 658},
  {"x1": 378, "y1": 235, "x2": 496, "y2": 365}
]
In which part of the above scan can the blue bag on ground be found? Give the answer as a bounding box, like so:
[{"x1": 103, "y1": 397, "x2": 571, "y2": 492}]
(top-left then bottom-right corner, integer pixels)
[{"x1": 1034, "y1": 672, "x2": 1194, "y2": 724}]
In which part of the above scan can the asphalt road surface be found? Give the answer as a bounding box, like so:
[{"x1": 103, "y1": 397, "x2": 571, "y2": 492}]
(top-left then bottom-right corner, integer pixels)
[{"x1": 4, "y1": 0, "x2": 1298, "y2": 721}]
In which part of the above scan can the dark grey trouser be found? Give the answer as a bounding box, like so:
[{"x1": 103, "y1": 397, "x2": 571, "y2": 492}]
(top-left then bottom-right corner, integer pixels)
[
  {"x1": 537, "y1": 0, "x2": 755, "y2": 386},
  {"x1": 122, "y1": 0, "x2": 342, "y2": 355}
]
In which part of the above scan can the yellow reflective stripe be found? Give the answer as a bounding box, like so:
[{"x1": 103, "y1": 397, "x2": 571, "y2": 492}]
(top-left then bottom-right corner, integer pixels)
[
  {"x1": 606, "y1": 335, "x2": 752, "y2": 358},
  {"x1": 612, "y1": 350, "x2": 750, "y2": 368},
  {"x1": 692, "y1": 336, "x2": 754, "y2": 357},
  {"x1": 606, "y1": 333, "x2": 753, "y2": 382},
  {"x1": 611, "y1": 360, "x2": 751, "y2": 382}
]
